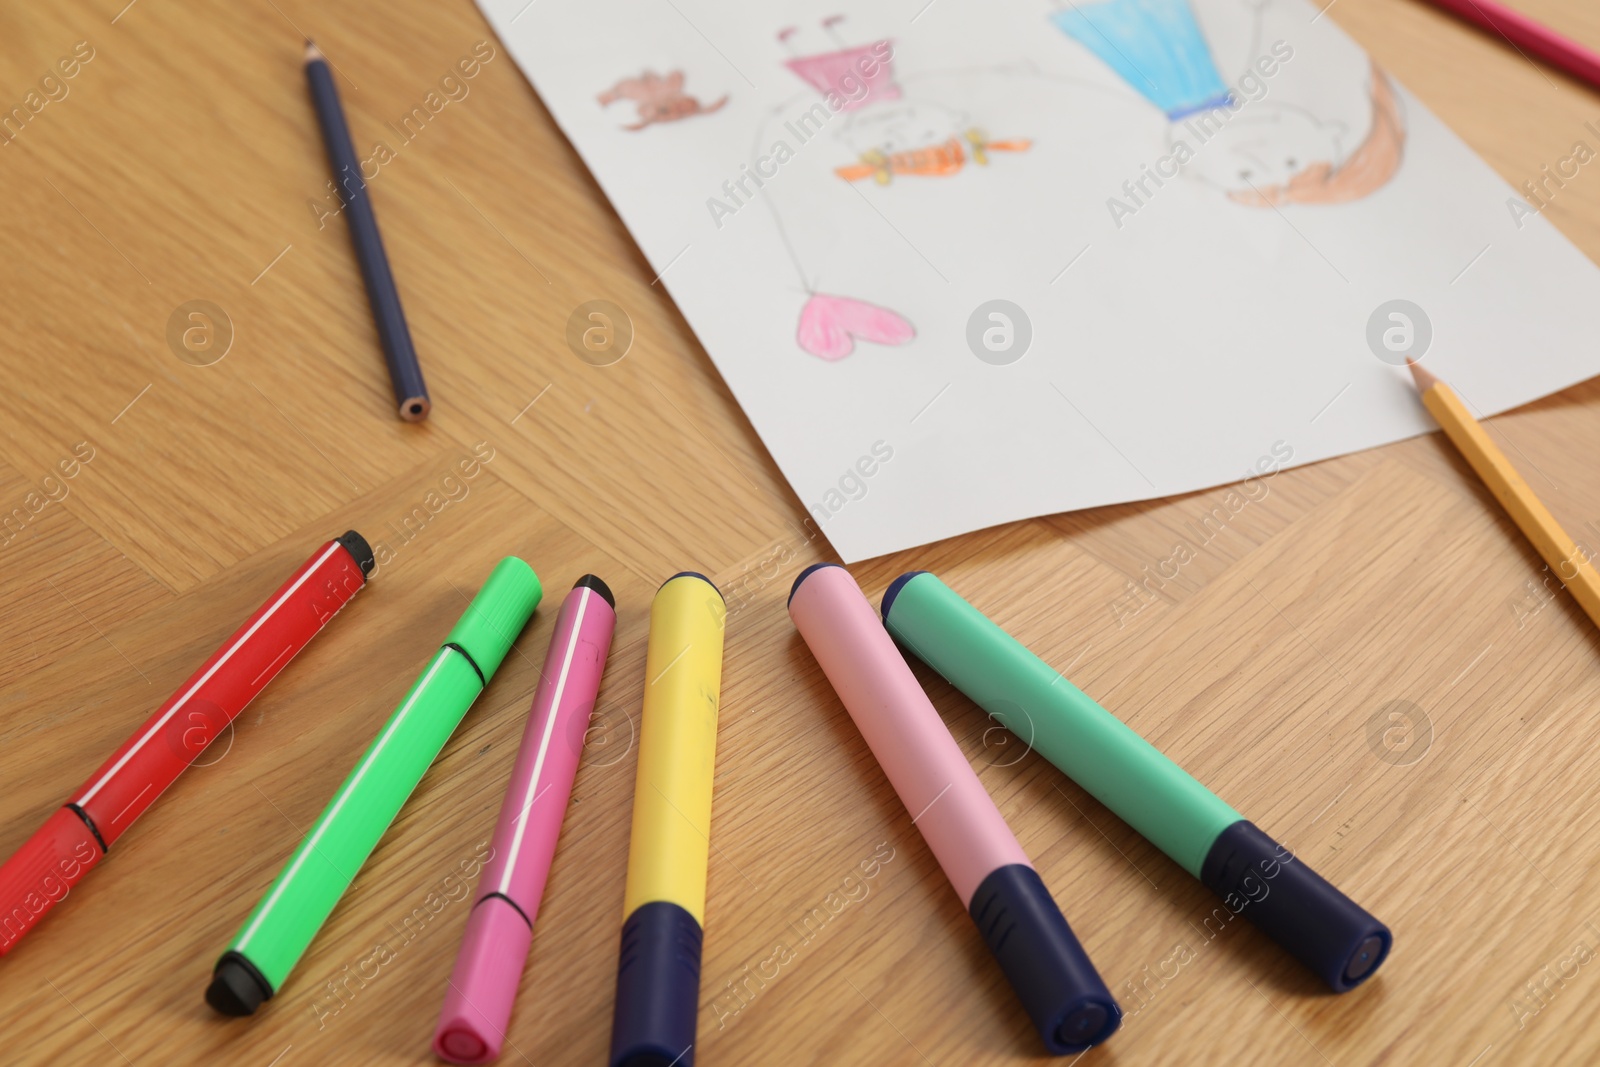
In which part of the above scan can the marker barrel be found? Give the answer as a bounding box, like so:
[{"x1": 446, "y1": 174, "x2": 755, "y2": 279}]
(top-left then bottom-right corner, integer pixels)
[
  {"x1": 0, "y1": 810, "x2": 103, "y2": 956},
  {"x1": 881, "y1": 571, "x2": 1391, "y2": 991},
  {"x1": 207, "y1": 557, "x2": 541, "y2": 1015},
  {"x1": 883, "y1": 571, "x2": 1239, "y2": 876},
  {"x1": 0, "y1": 531, "x2": 372, "y2": 956},
  {"x1": 789, "y1": 564, "x2": 1119, "y2": 1055},
  {"x1": 435, "y1": 575, "x2": 617, "y2": 1065},
  {"x1": 609, "y1": 573, "x2": 725, "y2": 1067}
]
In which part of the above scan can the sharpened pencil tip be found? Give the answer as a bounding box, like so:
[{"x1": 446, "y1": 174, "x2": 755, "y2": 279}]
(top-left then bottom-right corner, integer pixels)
[
  {"x1": 305, "y1": 40, "x2": 323, "y2": 61},
  {"x1": 1406, "y1": 358, "x2": 1440, "y2": 394}
]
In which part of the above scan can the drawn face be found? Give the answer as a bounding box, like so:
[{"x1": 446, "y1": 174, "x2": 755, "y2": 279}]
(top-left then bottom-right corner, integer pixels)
[
  {"x1": 1183, "y1": 104, "x2": 1346, "y2": 193},
  {"x1": 840, "y1": 103, "x2": 963, "y2": 155}
]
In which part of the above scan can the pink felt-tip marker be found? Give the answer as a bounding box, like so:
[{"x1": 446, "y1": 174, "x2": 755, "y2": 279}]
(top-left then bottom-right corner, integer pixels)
[
  {"x1": 1422, "y1": 0, "x2": 1600, "y2": 91},
  {"x1": 788, "y1": 563, "x2": 1120, "y2": 1056},
  {"x1": 434, "y1": 575, "x2": 617, "y2": 1064}
]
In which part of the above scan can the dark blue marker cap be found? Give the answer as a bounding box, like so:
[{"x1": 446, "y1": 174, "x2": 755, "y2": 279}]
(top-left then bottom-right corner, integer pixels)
[
  {"x1": 661, "y1": 571, "x2": 723, "y2": 603},
  {"x1": 788, "y1": 562, "x2": 843, "y2": 607},
  {"x1": 968, "y1": 864, "x2": 1122, "y2": 1054},
  {"x1": 1200, "y1": 820, "x2": 1391, "y2": 992},
  {"x1": 880, "y1": 570, "x2": 929, "y2": 619},
  {"x1": 609, "y1": 901, "x2": 703, "y2": 1067}
]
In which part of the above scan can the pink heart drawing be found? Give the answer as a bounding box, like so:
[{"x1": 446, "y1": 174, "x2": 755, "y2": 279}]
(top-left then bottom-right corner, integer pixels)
[{"x1": 796, "y1": 293, "x2": 916, "y2": 361}]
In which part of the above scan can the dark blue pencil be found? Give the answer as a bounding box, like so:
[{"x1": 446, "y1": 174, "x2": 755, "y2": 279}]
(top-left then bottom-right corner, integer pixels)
[{"x1": 304, "y1": 41, "x2": 430, "y2": 422}]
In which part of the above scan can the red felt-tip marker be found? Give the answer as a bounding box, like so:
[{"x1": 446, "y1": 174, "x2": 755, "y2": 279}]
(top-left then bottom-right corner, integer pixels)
[{"x1": 0, "y1": 530, "x2": 375, "y2": 956}]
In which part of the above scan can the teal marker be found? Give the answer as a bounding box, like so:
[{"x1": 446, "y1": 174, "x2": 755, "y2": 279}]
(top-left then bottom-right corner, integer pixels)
[
  {"x1": 881, "y1": 571, "x2": 1391, "y2": 993},
  {"x1": 206, "y1": 557, "x2": 542, "y2": 1015}
]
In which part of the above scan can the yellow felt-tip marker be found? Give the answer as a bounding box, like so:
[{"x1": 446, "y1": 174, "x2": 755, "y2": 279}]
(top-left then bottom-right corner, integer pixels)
[{"x1": 608, "y1": 571, "x2": 725, "y2": 1067}]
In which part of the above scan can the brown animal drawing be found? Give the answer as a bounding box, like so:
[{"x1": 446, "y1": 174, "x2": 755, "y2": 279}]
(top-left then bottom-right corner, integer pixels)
[{"x1": 597, "y1": 70, "x2": 727, "y2": 131}]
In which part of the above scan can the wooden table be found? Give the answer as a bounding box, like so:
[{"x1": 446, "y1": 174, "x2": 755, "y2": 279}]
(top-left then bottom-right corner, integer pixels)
[{"x1": 3, "y1": 1, "x2": 1600, "y2": 1063}]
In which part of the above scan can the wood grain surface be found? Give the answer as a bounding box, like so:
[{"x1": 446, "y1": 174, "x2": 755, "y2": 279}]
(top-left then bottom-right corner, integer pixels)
[{"x1": 3, "y1": 1, "x2": 1600, "y2": 1065}]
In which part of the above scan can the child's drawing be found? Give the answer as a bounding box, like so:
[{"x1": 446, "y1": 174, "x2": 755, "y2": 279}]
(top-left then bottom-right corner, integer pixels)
[
  {"x1": 743, "y1": 2, "x2": 1404, "y2": 361},
  {"x1": 781, "y1": 21, "x2": 1034, "y2": 187},
  {"x1": 782, "y1": 20, "x2": 900, "y2": 110},
  {"x1": 597, "y1": 70, "x2": 727, "y2": 130},
  {"x1": 1050, "y1": 0, "x2": 1404, "y2": 205},
  {"x1": 1220, "y1": 64, "x2": 1402, "y2": 206},
  {"x1": 795, "y1": 292, "x2": 916, "y2": 361},
  {"x1": 491, "y1": 0, "x2": 1600, "y2": 564},
  {"x1": 833, "y1": 119, "x2": 1033, "y2": 184},
  {"x1": 763, "y1": 18, "x2": 1042, "y2": 359}
]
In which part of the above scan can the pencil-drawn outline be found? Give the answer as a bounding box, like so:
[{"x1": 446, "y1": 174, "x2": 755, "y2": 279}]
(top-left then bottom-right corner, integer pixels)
[{"x1": 1049, "y1": 0, "x2": 1404, "y2": 206}]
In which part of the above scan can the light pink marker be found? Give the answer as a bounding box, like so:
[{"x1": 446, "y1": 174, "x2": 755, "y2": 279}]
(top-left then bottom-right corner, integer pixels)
[
  {"x1": 787, "y1": 563, "x2": 1120, "y2": 1056},
  {"x1": 434, "y1": 575, "x2": 617, "y2": 1064}
]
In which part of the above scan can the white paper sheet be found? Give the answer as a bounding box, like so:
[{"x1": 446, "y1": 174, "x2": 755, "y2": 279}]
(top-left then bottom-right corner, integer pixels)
[{"x1": 478, "y1": 0, "x2": 1600, "y2": 562}]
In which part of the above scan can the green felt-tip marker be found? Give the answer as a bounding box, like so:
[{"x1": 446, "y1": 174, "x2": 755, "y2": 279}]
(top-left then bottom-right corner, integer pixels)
[
  {"x1": 206, "y1": 557, "x2": 542, "y2": 1016},
  {"x1": 881, "y1": 571, "x2": 1392, "y2": 993}
]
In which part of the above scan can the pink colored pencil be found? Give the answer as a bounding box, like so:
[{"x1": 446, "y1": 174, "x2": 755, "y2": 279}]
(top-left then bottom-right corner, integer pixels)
[
  {"x1": 786, "y1": 563, "x2": 1120, "y2": 1055},
  {"x1": 1423, "y1": 0, "x2": 1600, "y2": 88},
  {"x1": 434, "y1": 576, "x2": 617, "y2": 1065}
]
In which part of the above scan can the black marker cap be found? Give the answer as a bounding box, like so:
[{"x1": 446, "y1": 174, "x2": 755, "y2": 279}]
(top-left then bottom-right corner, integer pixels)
[
  {"x1": 206, "y1": 950, "x2": 273, "y2": 1016},
  {"x1": 335, "y1": 529, "x2": 375, "y2": 577},
  {"x1": 1200, "y1": 820, "x2": 1392, "y2": 992},
  {"x1": 574, "y1": 573, "x2": 616, "y2": 609},
  {"x1": 968, "y1": 864, "x2": 1122, "y2": 1054}
]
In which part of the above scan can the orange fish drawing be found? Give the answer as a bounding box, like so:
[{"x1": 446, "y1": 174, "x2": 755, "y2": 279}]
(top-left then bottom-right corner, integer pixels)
[{"x1": 834, "y1": 129, "x2": 1033, "y2": 184}]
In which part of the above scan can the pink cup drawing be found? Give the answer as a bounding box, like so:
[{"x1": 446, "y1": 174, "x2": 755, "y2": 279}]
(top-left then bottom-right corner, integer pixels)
[{"x1": 784, "y1": 41, "x2": 901, "y2": 112}]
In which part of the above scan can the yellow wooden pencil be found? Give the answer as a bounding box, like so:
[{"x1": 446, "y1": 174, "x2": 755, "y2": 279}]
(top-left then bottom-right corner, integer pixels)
[{"x1": 1409, "y1": 360, "x2": 1600, "y2": 629}]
